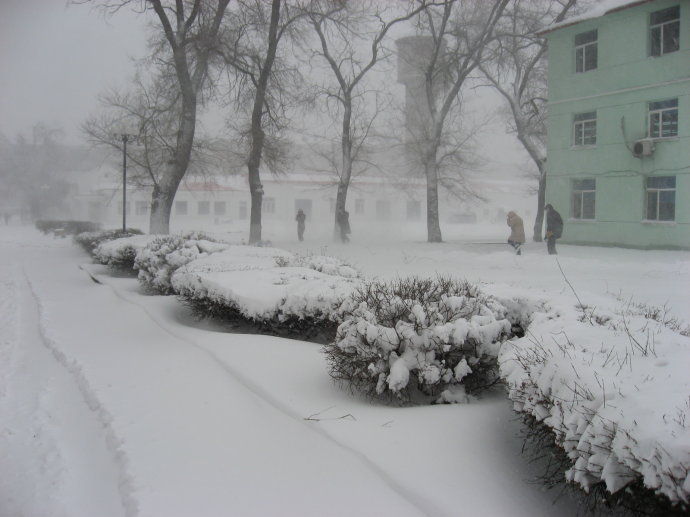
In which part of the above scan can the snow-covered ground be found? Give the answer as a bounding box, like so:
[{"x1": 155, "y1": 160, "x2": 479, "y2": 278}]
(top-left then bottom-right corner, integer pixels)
[{"x1": 1, "y1": 223, "x2": 688, "y2": 517}]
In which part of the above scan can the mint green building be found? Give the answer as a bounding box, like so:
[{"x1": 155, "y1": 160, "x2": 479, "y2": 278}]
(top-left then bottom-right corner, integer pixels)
[{"x1": 541, "y1": 0, "x2": 689, "y2": 249}]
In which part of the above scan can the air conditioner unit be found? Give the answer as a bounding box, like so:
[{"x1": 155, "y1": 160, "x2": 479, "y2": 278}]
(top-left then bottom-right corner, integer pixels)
[{"x1": 633, "y1": 139, "x2": 655, "y2": 157}]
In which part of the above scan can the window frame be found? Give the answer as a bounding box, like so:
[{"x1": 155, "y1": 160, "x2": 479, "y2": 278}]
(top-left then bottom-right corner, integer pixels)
[
  {"x1": 571, "y1": 179, "x2": 596, "y2": 220},
  {"x1": 650, "y1": 5, "x2": 680, "y2": 57},
  {"x1": 262, "y1": 196, "x2": 275, "y2": 214},
  {"x1": 135, "y1": 201, "x2": 149, "y2": 216},
  {"x1": 574, "y1": 29, "x2": 598, "y2": 73},
  {"x1": 213, "y1": 201, "x2": 226, "y2": 216},
  {"x1": 645, "y1": 176, "x2": 676, "y2": 222},
  {"x1": 573, "y1": 111, "x2": 597, "y2": 147},
  {"x1": 175, "y1": 200, "x2": 188, "y2": 216},
  {"x1": 197, "y1": 200, "x2": 210, "y2": 215},
  {"x1": 648, "y1": 98, "x2": 679, "y2": 138}
]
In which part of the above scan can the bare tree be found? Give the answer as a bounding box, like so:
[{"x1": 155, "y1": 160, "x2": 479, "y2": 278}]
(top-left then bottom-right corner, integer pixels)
[
  {"x1": 406, "y1": 0, "x2": 509, "y2": 242},
  {"x1": 480, "y1": 0, "x2": 577, "y2": 241},
  {"x1": 305, "y1": 0, "x2": 431, "y2": 241},
  {"x1": 79, "y1": 0, "x2": 231, "y2": 233}
]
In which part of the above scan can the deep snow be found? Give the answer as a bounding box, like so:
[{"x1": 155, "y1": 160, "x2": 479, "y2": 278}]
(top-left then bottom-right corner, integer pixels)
[{"x1": 1, "y1": 223, "x2": 688, "y2": 516}]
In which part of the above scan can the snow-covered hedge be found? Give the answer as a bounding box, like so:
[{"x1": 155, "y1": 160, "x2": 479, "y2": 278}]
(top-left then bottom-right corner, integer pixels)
[
  {"x1": 500, "y1": 297, "x2": 690, "y2": 510},
  {"x1": 275, "y1": 253, "x2": 360, "y2": 279},
  {"x1": 74, "y1": 228, "x2": 144, "y2": 257},
  {"x1": 93, "y1": 234, "x2": 161, "y2": 272},
  {"x1": 325, "y1": 277, "x2": 512, "y2": 404},
  {"x1": 171, "y1": 246, "x2": 361, "y2": 338},
  {"x1": 135, "y1": 232, "x2": 231, "y2": 294}
]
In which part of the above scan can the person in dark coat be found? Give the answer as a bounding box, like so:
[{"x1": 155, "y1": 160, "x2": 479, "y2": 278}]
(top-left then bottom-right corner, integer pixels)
[
  {"x1": 544, "y1": 204, "x2": 563, "y2": 255},
  {"x1": 506, "y1": 211, "x2": 525, "y2": 255},
  {"x1": 295, "y1": 208, "x2": 306, "y2": 241},
  {"x1": 336, "y1": 208, "x2": 351, "y2": 243}
]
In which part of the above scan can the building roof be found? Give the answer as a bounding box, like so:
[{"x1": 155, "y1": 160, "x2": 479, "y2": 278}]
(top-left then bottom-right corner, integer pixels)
[{"x1": 538, "y1": 0, "x2": 655, "y2": 35}]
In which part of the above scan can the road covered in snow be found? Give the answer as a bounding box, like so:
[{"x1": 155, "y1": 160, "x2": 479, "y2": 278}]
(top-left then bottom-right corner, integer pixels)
[{"x1": 1, "y1": 224, "x2": 687, "y2": 516}]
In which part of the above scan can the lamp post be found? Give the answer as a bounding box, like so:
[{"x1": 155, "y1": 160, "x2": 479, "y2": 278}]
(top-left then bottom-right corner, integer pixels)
[{"x1": 114, "y1": 131, "x2": 137, "y2": 232}]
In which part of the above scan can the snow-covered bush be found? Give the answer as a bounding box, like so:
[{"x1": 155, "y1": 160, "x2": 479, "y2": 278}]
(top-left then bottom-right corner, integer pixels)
[
  {"x1": 325, "y1": 276, "x2": 512, "y2": 404},
  {"x1": 500, "y1": 297, "x2": 690, "y2": 513},
  {"x1": 93, "y1": 234, "x2": 160, "y2": 272},
  {"x1": 171, "y1": 246, "x2": 361, "y2": 340},
  {"x1": 275, "y1": 253, "x2": 360, "y2": 279},
  {"x1": 135, "y1": 232, "x2": 231, "y2": 294},
  {"x1": 74, "y1": 228, "x2": 143, "y2": 257}
]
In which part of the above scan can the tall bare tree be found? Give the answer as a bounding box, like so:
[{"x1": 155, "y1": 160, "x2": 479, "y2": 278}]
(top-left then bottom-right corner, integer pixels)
[
  {"x1": 80, "y1": 0, "x2": 231, "y2": 233},
  {"x1": 480, "y1": 0, "x2": 577, "y2": 241},
  {"x1": 221, "y1": 0, "x2": 305, "y2": 243},
  {"x1": 305, "y1": 0, "x2": 432, "y2": 241},
  {"x1": 407, "y1": 0, "x2": 509, "y2": 242}
]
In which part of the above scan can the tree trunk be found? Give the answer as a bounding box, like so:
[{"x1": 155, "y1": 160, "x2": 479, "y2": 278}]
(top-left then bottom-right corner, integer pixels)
[
  {"x1": 246, "y1": 0, "x2": 281, "y2": 245},
  {"x1": 533, "y1": 164, "x2": 546, "y2": 242},
  {"x1": 424, "y1": 149, "x2": 443, "y2": 243},
  {"x1": 149, "y1": 183, "x2": 174, "y2": 234},
  {"x1": 334, "y1": 94, "x2": 353, "y2": 241}
]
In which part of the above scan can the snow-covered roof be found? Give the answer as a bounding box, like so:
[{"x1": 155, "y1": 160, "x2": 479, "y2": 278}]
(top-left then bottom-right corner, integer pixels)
[{"x1": 539, "y1": 0, "x2": 655, "y2": 35}]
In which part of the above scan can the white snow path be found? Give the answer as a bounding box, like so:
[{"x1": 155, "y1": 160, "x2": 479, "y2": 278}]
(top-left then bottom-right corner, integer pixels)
[
  {"x1": 7, "y1": 232, "x2": 430, "y2": 517},
  {"x1": 0, "y1": 251, "x2": 127, "y2": 517}
]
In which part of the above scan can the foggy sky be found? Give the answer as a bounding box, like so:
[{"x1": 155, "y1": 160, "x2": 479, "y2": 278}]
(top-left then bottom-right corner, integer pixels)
[{"x1": 0, "y1": 0, "x2": 147, "y2": 144}]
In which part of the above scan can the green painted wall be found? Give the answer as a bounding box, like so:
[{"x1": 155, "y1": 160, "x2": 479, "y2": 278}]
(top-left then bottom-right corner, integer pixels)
[{"x1": 544, "y1": 0, "x2": 690, "y2": 249}]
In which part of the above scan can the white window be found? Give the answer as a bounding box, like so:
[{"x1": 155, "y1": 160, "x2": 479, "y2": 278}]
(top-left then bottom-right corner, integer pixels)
[
  {"x1": 575, "y1": 29, "x2": 597, "y2": 73},
  {"x1": 650, "y1": 5, "x2": 680, "y2": 56},
  {"x1": 175, "y1": 201, "x2": 188, "y2": 216},
  {"x1": 649, "y1": 98, "x2": 678, "y2": 138},
  {"x1": 262, "y1": 197, "x2": 275, "y2": 214},
  {"x1": 355, "y1": 198, "x2": 365, "y2": 215},
  {"x1": 198, "y1": 201, "x2": 210, "y2": 215},
  {"x1": 376, "y1": 200, "x2": 391, "y2": 221},
  {"x1": 571, "y1": 179, "x2": 595, "y2": 220},
  {"x1": 646, "y1": 176, "x2": 675, "y2": 221},
  {"x1": 406, "y1": 200, "x2": 421, "y2": 221},
  {"x1": 135, "y1": 201, "x2": 149, "y2": 216},
  {"x1": 214, "y1": 201, "x2": 226, "y2": 216},
  {"x1": 573, "y1": 111, "x2": 597, "y2": 146}
]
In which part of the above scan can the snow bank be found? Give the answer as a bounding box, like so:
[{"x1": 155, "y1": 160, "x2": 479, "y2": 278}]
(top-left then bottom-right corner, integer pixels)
[
  {"x1": 171, "y1": 246, "x2": 361, "y2": 325},
  {"x1": 500, "y1": 296, "x2": 690, "y2": 504},
  {"x1": 93, "y1": 234, "x2": 162, "y2": 270}
]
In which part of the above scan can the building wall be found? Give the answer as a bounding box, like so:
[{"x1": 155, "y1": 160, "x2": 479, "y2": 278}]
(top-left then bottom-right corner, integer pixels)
[{"x1": 545, "y1": 0, "x2": 690, "y2": 248}]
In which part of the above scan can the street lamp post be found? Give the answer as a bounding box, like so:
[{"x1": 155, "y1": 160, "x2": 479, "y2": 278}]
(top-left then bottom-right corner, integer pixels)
[{"x1": 115, "y1": 132, "x2": 137, "y2": 232}]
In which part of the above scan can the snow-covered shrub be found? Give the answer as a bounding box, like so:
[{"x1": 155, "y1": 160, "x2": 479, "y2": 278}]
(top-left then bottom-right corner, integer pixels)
[
  {"x1": 500, "y1": 297, "x2": 690, "y2": 513},
  {"x1": 93, "y1": 234, "x2": 160, "y2": 273},
  {"x1": 275, "y1": 253, "x2": 360, "y2": 279},
  {"x1": 135, "y1": 232, "x2": 231, "y2": 294},
  {"x1": 74, "y1": 228, "x2": 144, "y2": 257},
  {"x1": 325, "y1": 276, "x2": 512, "y2": 404},
  {"x1": 171, "y1": 246, "x2": 361, "y2": 340}
]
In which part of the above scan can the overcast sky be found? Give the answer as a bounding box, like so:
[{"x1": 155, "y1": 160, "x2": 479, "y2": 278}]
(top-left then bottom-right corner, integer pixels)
[{"x1": 0, "y1": 0, "x2": 148, "y2": 144}]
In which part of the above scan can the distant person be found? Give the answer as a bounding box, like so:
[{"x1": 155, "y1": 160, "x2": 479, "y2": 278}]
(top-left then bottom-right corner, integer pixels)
[
  {"x1": 544, "y1": 204, "x2": 563, "y2": 255},
  {"x1": 3, "y1": 212, "x2": 9, "y2": 225},
  {"x1": 506, "y1": 211, "x2": 525, "y2": 255},
  {"x1": 337, "y1": 208, "x2": 351, "y2": 243},
  {"x1": 295, "y1": 208, "x2": 306, "y2": 241}
]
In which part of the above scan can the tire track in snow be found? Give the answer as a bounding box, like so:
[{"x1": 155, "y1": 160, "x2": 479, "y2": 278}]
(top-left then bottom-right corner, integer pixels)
[
  {"x1": 88, "y1": 268, "x2": 447, "y2": 517},
  {"x1": 22, "y1": 268, "x2": 138, "y2": 517}
]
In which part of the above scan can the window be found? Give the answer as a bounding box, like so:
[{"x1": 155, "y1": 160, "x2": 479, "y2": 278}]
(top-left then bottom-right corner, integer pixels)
[
  {"x1": 118, "y1": 201, "x2": 130, "y2": 215},
  {"x1": 649, "y1": 98, "x2": 678, "y2": 138},
  {"x1": 571, "y1": 179, "x2": 596, "y2": 220},
  {"x1": 650, "y1": 5, "x2": 680, "y2": 56},
  {"x1": 213, "y1": 201, "x2": 226, "y2": 216},
  {"x1": 355, "y1": 198, "x2": 365, "y2": 215},
  {"x1": 239, "y1": 201, "x2": 247, "y2": 220},
  {"x1": 175, "y1": 201, "x2": 188, "y2": 216},
  {"x1": 329, "y1": 198, "x2": 336, "y2": 214},
  {"x1": 573, "y1": 111, "x2": 597, "y2": 146},
  {"x1": 575, "y1": 29, "x2": 598, "y2": 72},
  {"x1": 198, "y1": 201, "x2": 210, "y2": 215},
  {"x1": 135, "y1": 201, "x2": 149, "y2": 216},
  {"x1": 406, "y1": 200, "x2": 421, "y2": 221},
  {"x1": 376, "y1": 200, "x2": 391, "y2": 221},
  {"x1": 263, "y1": 197, "x2": 275, "y2": 214},
  {"x1": 646, "y1": 176, "x2": 675, "y2": 221}
]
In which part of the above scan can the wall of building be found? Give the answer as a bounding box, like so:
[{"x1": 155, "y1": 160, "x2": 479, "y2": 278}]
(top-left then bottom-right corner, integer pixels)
[{"x1": 545, "y1": 0, "x2": 690, "y2": 248}]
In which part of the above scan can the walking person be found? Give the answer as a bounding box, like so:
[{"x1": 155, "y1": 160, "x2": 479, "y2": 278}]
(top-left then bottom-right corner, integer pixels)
[
  {"x1": 544, "y1": 204, "x2": 563, "y2": 255},
  {"x1": 295, "y1": 208, "x2": 306, "y2": 241},
  {"x1": 336, "y1": 208, "x2": 351, "y2": 243},
  {"x1": 506, "y1": 211, "x2": 525, "y2": 255}
]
